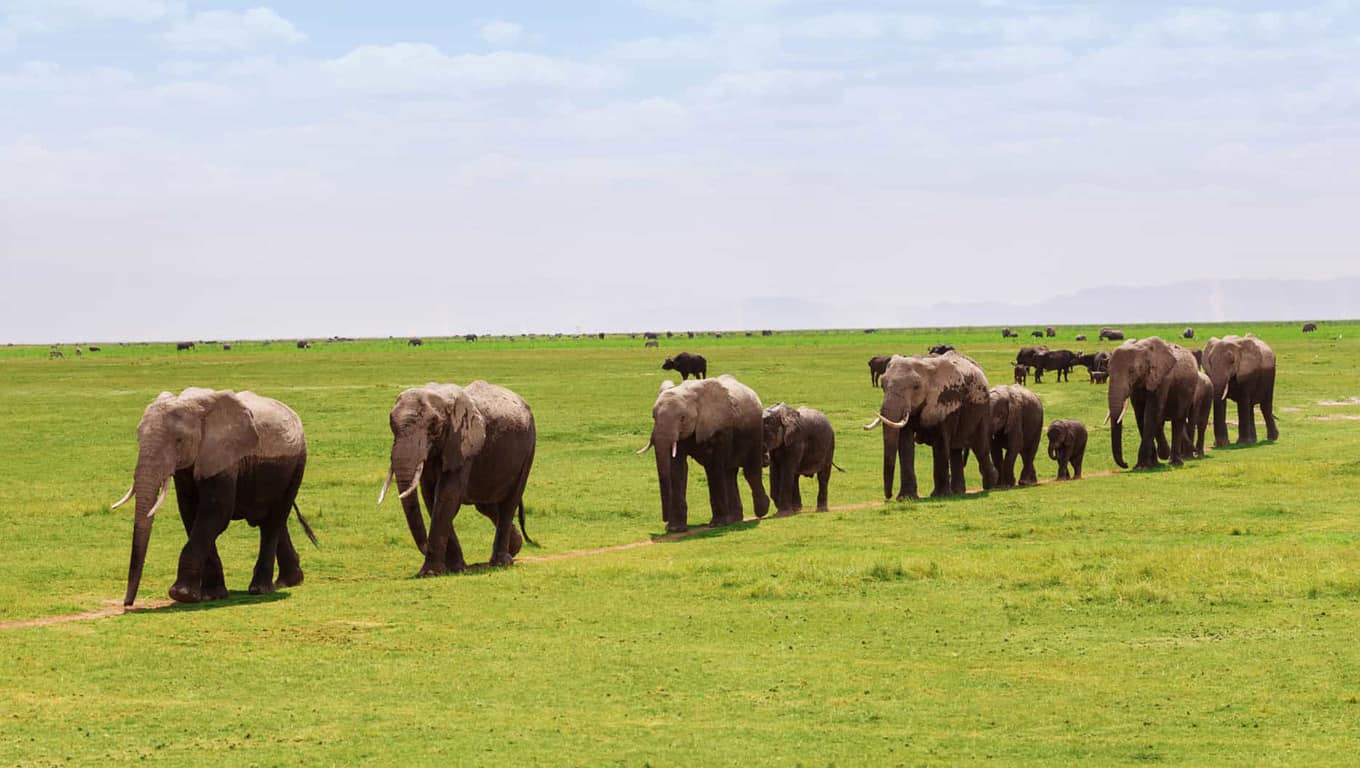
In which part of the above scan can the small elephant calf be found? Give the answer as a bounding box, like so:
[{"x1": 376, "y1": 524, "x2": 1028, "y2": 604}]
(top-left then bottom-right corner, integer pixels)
[
  {"x1": 763, "y1": 404, "x2": 840, "y2": 513},
  {"x1": 1046, "y1": 420, "x2": 1088, "y2": 480},
  {"x1": 1013, "y1": 364, "x2": 1028, "y2": 386}
]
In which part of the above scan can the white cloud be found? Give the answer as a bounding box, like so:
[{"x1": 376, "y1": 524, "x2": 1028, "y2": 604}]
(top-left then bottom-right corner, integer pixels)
[
  {"x1": 479, "y1": 19, "x2": 522, "y2": 46},
  {"x1": 324, "y1": 43, "x2": 619, "y2": 94},
  {"x1": 1160, "y1": 8, "x2": 1236, "y2": 43},
  {"x1": 163, "y1": 7, "x2": 304, "y2": 53}
]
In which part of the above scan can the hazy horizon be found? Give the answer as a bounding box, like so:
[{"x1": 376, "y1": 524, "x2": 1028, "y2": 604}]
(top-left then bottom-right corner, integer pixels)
[{"x1": 4, "y1": 2, "x2": 1359, "y2": 344}]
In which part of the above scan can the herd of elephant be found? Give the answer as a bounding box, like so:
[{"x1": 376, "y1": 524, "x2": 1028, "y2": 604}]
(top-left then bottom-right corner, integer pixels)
[{"x1": 106, "y1": 334, "x2": 1277, "y2": 608}]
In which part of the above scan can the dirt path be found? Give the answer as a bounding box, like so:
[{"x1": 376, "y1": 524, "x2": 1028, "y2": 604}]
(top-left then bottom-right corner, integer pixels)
[{"x1": 1, "y1": 469, "x2": 1123, "y2": 631}]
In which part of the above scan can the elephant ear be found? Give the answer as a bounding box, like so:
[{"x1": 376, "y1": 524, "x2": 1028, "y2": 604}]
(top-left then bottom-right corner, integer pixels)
[
  {"x1": 696, "y1": 380, "x2": 740, "y2": 444},
  {"x1": 779, "y1": 406, "x2": 802, "y2": 446},
  {"x1": 442, "y1": 390, "x2": 487, "y2": 469},
  {"x1": 1141, "y1": 340, "x2": 1174, "y2": 391},
  {"x1": 195, "y1": 391, "x2": 259, "y2": 479}
]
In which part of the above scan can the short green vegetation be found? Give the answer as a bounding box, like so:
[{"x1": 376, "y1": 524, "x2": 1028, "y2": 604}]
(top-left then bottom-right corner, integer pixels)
[{"x1": 2, "y1": 322, "x2": 1357, "y2": 765}]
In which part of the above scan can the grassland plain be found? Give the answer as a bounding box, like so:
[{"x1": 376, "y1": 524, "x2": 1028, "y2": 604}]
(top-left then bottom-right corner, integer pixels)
[{"x1": 1, "y1": 322, "x2": 1358, "y2": 766}]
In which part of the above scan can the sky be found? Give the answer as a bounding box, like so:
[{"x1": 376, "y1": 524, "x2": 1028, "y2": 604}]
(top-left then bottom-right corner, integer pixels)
[{"x1": 2, "y1": 1, "x2": 1359, "y2": 342}]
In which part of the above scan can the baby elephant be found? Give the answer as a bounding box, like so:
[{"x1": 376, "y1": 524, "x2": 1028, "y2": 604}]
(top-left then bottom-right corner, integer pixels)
[
  {"x1": 763, "y1": 404, "x2": 841, "y2": 513},
  {"x1": 1013, "y1": 364, "x2": 1028, "y2": 386},
  {"x1": 988, "y1": 385, "x2": 1044, "y2": 488},
  {"x1": 1046, "y1": 420, "x2": 1088, "y2": 480}
]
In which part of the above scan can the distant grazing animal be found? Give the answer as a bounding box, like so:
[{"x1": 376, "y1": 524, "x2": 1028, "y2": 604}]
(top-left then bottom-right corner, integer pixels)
[
  {"x1": 644, "y1": 332, "x2": 659, "y2": 340},
  {"x1": 465, "y1": 334, "x2": 478, "y2": 342},
  {"x1": 296, "y1": 340, "x2": 311, "y2": 349},
  {"x1": 1045, "y1": 327, "x2": 1056, "y2": 338},
  {"x1": 1035, "y1": 349, "x2": 1080, "y2": 382},
  {"x1": 864, "y1": 329, "x2": 876, "y2": 334},
  {"x1": 666, "y1": 332, "x2": 674, "y2": 338},
  {"x1": 1031, "y1": 330, "x2": 1045, "y2": 338},
  {"x1": 928, "y1": 344, "x2": 955, "y2": 355},
  {"x1": 644, "y1": 340, "x2": 659, "y2": 348},
  {"x1": 222, "y1": 344, "x2": 232, "y2": 351},
  {"x1": 1001, "y1": 327, "x2": 1016, "y2": 338},
  {"x1": 1075, "y1": 334, "x2": 1087, "y2": 341},
  {"x1": 687, "y1": 332, "x2": 695, "y2": 338},
  {"x1": 763, "y1": 403, "x2": 841, "y2": 513},
  {"x1": 1046, "y1": 420, "x2": 1088, "y2": 480},
  {"x1": 868, "y1": 355, "x2": 891, "y2": 388},
  {"x1": 1183, "y1": 327, "x2": 1195, "y2": 340},
  {"x1": 49, "y1": 348, "x2": 63, "y2": 359},
  {"x1": 408, "y1": 338, "x2": 423, "y2": 347},
  {"x1": 1076, "y1": 351, "x2": 1110, "y2": 381},
  {"x1": 1099, "y1": 327, "x2": 1125, "y2": 341},
  {"x1": 1302, "y1": 322, "x2": 1318, "y2": 333},
  {"x1": 762, "y1": 330, "x2": 773, "y2": 337},
  {"x1": 88, "y1": 346, "x2": 101, "y2": 352},
  {"x1": 75, "y1": 347, "x2": 82, "y2": 357},
  {"x1": 745, "y1": 332, "x2": 753, "y2": 337},
  {"x1": 176, "y1": 342, "x2": 195, "y2": 351},
  {"x1": 713, "y1": 333, "x2": 723, "y2": 338},
  {"x1": 598, "y1": 333, "x2": 606, "y2": 339},
  {"x1": 1091, "y1": 371, "x2": 1109, "y2": 384},
  {"x1": 662, "y1": 352, "x2": 707, "y2": 380},
  {"x1": 1013, "y1": 364, "x2": 1028, "y2": 386}
]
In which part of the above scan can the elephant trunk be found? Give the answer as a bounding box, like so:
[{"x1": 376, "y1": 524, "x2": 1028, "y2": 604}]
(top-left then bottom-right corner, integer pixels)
[
  {"x1": 1208, "y1": 370, "x2": 1231, "y2": 448},
  {"x1": 1047, "y1": 440, "x2": 1058, "y2": 462},
  {"x1": 881, "y1": 422, "x2": 899, "y2": 499},
  {"x1": 1108, "y1": 378, "x2": 1130, "y2": 469},
  {"x1": 124, "y1": 450, "x2": 172, "y2": 606},
  {"x1": 390, "y1": 444, "x2": 428, "y2": 554},
  {"x1": 653, "y1": 430, "x2": 678, "y2": 524}
]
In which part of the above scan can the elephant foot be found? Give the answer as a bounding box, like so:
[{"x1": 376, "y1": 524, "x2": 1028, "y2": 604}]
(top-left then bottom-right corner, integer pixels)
[
  {"x1": 415, "y1": 563, "x2": 447, "y2": 578},
  {"x1": 168, "y1": 582, "x2": 204, "y2": 604},
  {"x1": 1214, "y1": 439, "x2": 1230, "y2": 449},
  {"x1": 1236, "y1": 437, "x2": 1257, "y2": 446},
  {"x1": 1267, "y1": 428, "x2": 1279, "y2": 441},
  {"x1": 815, "y1": 505, "x2": 829, "y2": 513},
  {"x1": 248, "y1": 581, "x2": 275, "y2": 596},
  {"x1": 489, "y1": 552, "x2": 515, "y2": 568},
  {"x1": 1018, "y1": 478, "x2": 1037, "y2": 487},
  {"x1": 895, "y1": 492, "x2": 918, "y2": 502},
  {"x1": 665, "y1": 523, "x2": 688, "y2": 534},
  {"x1": 507, "y1": 528, "x2": 523, "y2": 557},
  {"x1": 275, "y1": 569, "x2": 304, "y2": 589},
  {"x1": 773, "y1": 508, "x2": 799, "y2": 518},
  {"x1": 1169, "y1": 457, "x2": 1184, "y2": 467}
]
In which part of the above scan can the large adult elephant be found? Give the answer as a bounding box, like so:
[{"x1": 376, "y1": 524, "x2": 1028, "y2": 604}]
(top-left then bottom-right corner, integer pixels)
[
  {"x1": 987, "y1": 385, "x2": 1044, "y2": 487},
  {"x1": 640, "y1": 374, "x2": 770, "y2": 532},
  {"x1": 863, "y1": 353, "x2": 998, "y2": 498},
  {"x1": 112, "y1": 388, "x2": 314, "y2": 607},
  {"x1": 1201, "y1": 335, "x2": 1278, "y2": 448},
  {"x1": 378, "y1": 382, "x2": 535, "y2": 576},
  {"x1": 1107, "y1": 337, "x2": 1199, "y2": 469}
]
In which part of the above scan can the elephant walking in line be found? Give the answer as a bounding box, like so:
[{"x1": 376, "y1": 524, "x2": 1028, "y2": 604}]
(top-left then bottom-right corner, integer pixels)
[
  {"x1": 379, "y1": 382, "x2": 535, "y2": 576},
  {"x1": 1046, "y1": 420, "x2": 1088, "y2": 480},
  {"x1": 114, "y1": 388, "x2": 315, "y2": 607},
  {"x1": 763, "y1": 404, "x2": 840, "y2": 513},
  {"x1": 864, "y1": 353, "x2": 998, "y2": 499},
  {"x1": 1189, "y1": 370, "x2": 1213, "y2": 458},
  {"x1": 1202, "y1": 335, "x2": 1279, "y2": 448},
  {"x1": 640, "y1": 374, "x2": 770, "y2": 533},
  {"x1": 1107, "y1": 337, "x2": 1200, "y2": 470},
  {"x1": 987, "y1": 385, "x2": 1044, "y2": 488}
]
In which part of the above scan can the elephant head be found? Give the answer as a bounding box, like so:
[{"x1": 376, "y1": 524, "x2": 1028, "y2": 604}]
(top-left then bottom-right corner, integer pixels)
[
  {"x1": 643, "y1": 377, "x2": 750, "y2": 525},
  {"x1": 1201, "y1": 335, "x2": 1270, "y2": 402},
  {"x1": 762, "y1": 403, "x2": 801, "y2": 454},
  {"x1": 1106, "y1": 338, "x2": 1179, "y2": 468},
  {"x1": 113, "y1": 388, "x2": 259, "y2": 607},
  {"x1": 379, "y1": 384, "x2": 486, "y2": 553},
  {"x1": 1046, "y1": 423, "x2": 1067, "y2": 461}
]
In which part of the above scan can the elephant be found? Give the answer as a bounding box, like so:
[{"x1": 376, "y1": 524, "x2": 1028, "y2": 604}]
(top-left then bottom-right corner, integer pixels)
[
  {"x1": 1013, "y1": 364, "x2": 1028, "y2": 386},
  {"x1": 1046, "y1": 420, "x2": 1088, "y2": 480},
  {"x1": 1189, "y1": 370, "x2": 1213, "y2": 458},
  {"x1": 1107, "y1": 337, "x2": 1200, "y2": 469},
  {"x1": 1015, "y1": 346, "x2": 1049, "y2": 382},
  {"x1": 863, "y1": 352, "x2": 998, "y2": 499},
  {"x1": 868, "y1": 355, "x2": 891, "y2": 387},
  {"x1": 662, "y1": 352, "x2": 707, "y2": 380},
  {"x1": 640, "y1": 375, "x2": 769, "y2": 532},
  {"x1": 113, "y1": 388, "x2": 314, "y2": 607},
  {"x1": 1302, "y1": 323, "x2": 1317, "y2": 333},
  {"x1": 378, "y1": 382, "x2": 535, "y2": 576},
  {"x1": 762, "y1": 404, "x2": 840, "y2": 513},
  {"x1": 987, "y1": 385, "x2": 1044, "y2": 488},
  {"x1": 1201, "y1": 335, "x2": 1279, "y2": 448},
  {"x1": 1099, "y1": 327, "x2": 1126, "y2": 341}
]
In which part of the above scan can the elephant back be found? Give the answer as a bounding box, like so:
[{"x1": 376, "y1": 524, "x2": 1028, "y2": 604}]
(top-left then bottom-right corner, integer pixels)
[
  {"x1": 228, "y1": 391, "x2": 305, "y2": 459},
  {"x1": 465, "y1": 380, "x2": 535, "y2": 432}
]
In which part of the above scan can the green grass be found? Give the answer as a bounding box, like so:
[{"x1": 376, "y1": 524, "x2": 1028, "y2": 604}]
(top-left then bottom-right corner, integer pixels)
[{"x1": 2, "y1": 322, "x2": 1359, "y2": 765}]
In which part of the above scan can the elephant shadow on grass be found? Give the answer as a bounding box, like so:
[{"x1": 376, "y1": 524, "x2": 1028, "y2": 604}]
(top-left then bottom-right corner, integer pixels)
[
  {"x1": 652, "y1": 517, "x2": 763, "y2": 543},
  {"x1": 126, "y1": 589, "x2": 290, "y2": 616}
]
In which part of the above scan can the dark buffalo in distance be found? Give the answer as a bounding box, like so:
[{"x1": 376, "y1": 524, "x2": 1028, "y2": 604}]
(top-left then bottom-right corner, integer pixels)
[
  {"x1": 1046, "y1": 327, "x2": 1056, "y2": 338},
  {"x1": 1001, "y1": 327, "x2": 1017, "y2": 338},
  {"x1": 222, "y1": 344, "x2": 232, "y2": 351},
  {"x1": 662, "y1": 352, "x2": 707, "y2": 380},
  {"x1": 176, "y1": 342, "x2": 195, "y2": 351},
  {"x1": 1303, "y1": 322, "x2": 1318, "y2": 333},
  {"x1": 1034, "y1": 349, "x2": 1080, "y2": 382},
  {"x1": 1015, "y1": 346, "x2": 1048, "y2": 381},
  {"x1": 644, "y1": 332, "x2": 659, "y2": 340},
  {"x1": 296, "y1": 340, "x2": 311, "y2": 349},
  {"x1": 645, "y1": 340, "x2": 659, "y2": 348},
  {"x1": 868, "y1": 355, "x2": 891, "y2": 387},
  {"x1": 598, "y1": 332, "x2": 606, "y2": 339},
  {"x1": 1183, "y1": 327, "x2": 1195, "y2": 339},
  {"x1": 1076, "y1": 351, "x2": 1110, "y2": 381},
  {"x1": 928, "y1": 344, "x2": 955, "y2": 355},
  {"x1": 864, "y1": 328, "x2": 876, "y2": 334},
  {"x1": 687, "y1": 331, "x2": 695, "y2": 338},
  {"x1": 408, "y1": 338, "x2": 423, "y2": 346},
  {"x1": 1099, "y1": 327, "x2": 1126, "y2": 341},
  {"x1": 1075, "y1": 334, "x2": 1087, "y2": 342},
  {"x1": 1031, "y1": 330, "x2": 1045, "y2": 338},
  {"x1": 762, "y1": 330, "x2": 773, "y2": 337},
  {"x1": 465, "y1": 334, "x2": 478, "y2": 342},
  {"x1": 88, "y1": 346, "x2": 101, "y2": 352},
  {"x1": 666, "y1": 331, "x2": 674, "y2": 338}
]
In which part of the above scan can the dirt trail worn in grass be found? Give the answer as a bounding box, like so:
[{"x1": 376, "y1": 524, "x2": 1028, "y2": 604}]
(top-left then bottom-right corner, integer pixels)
[{"x1": 0, "y1": 470, "x2": 1119, "y2": 630}]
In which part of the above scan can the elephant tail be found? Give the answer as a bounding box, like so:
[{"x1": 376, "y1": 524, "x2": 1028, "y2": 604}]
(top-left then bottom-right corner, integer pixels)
[
  {"x1": 831, "y1": 462, "x2": 846, "y2": 473},
  {"x1": 517, "y1": 500, "x2": 535, "y2": 547},
  {"x1": 293, "y1": 501, "x2": 319, "y2": 547}
]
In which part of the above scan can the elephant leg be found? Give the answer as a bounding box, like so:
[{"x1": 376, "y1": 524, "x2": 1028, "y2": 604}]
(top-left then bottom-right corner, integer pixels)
[
  {"x1": 170, "y1": 476, "x2": 234, "y2": 603},
  {"x1": 790, "y1": 473, "x2": 803, "y2": 513},
  {"x1": 249, "y1": 520, "x2": 283, "y2": 595},
  {"x1": 726, "y1": 468, "x2": 744, "y2": 523},
  {"x1": 1212, "y1": 395, "x2": 1231, "y2": 449},
  {"x1": 1056, "y1": 453, "x2": 1069, "y2": 481},
  {"x1": 420, "y1": 473, "x2": 465, "y2": 576},
  {"x1": 897, "y1": 430, "x2": 917, "y2": 501},
  {"x1": 989, "y1": 442, "x2": 1008, "y2": 487},
  {"x1": 703, "y1": 463, "x2": 726, "y2": 526},
  {"x1": 488, "y1": 500, "x2": 517, "y2": 567},
  {"x1": 172, "y1": 471, "x2": 225, "y2": 598},
  {"x1": 949, "y1": 449, "x2": 967, "y2": 495},
  {"x1": 477, "y1": 502, "x2": 521, "y2": 556},
  {"x1": 815, "y1": 467, "x2": 831, "y2": 512},
  {"x1": 275, "y1": 526, "x2": 303, "y2": 589},
  {"x1": 668, "y1": 455, "x2": 689, "y2": 533},
  {"x1": 767, "y1": 458, "x2": 784, "y2": 511},
  {"x1": 743, "y1": 460, "x2": 769, "y2": 519},
  {"x1": 929, "y1": 440, "x2": 950, "y2": 497},
  {"x1": 1236, "y1": 397, "x2": 1256, "y2": 444},
  {"x1": 1019, "y1": 445, "x2": 1038, "y2": 487},
  {"x1": 1071, "y1": 450, "x2": 1083, "y2": 480}
]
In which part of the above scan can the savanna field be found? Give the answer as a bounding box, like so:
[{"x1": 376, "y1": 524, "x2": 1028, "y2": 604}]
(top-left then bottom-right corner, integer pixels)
[{"x1": 2, "y1": 323, "x2": 1358, "y2": 766}]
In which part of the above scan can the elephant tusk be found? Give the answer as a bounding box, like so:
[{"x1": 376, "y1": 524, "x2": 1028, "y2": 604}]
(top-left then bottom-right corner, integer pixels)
[
  {"x1": 635, "y1": 441, "x2": 652, "y2": 455},
  {"x1": 1114, "y1": 401, "x2": 1127, "y2": 425},
  {"x1": 145, "y1": 481, "x2": 168, "y2": 518},
  {"x1": 377, "y1": 468, "x2": 394, "y2": 505},
  {"x1": 879, "y1": 413, "x2": 909, "y2": 429},
  {"x1": 110, "y1": 482, "x2": 134, "y2": 510},
  {"x1": 863, "y1": 415, "x2": 882, "y2": 431},
  {"x1": 398, "y1": 461, "x2": 424, "y2": 500},
  {"x1": 1221, "y1": 383, "x2": 1230, "y2": 401},
  {"x1": 671, "y1": 443, "x2": 677, "y2": 459}
]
